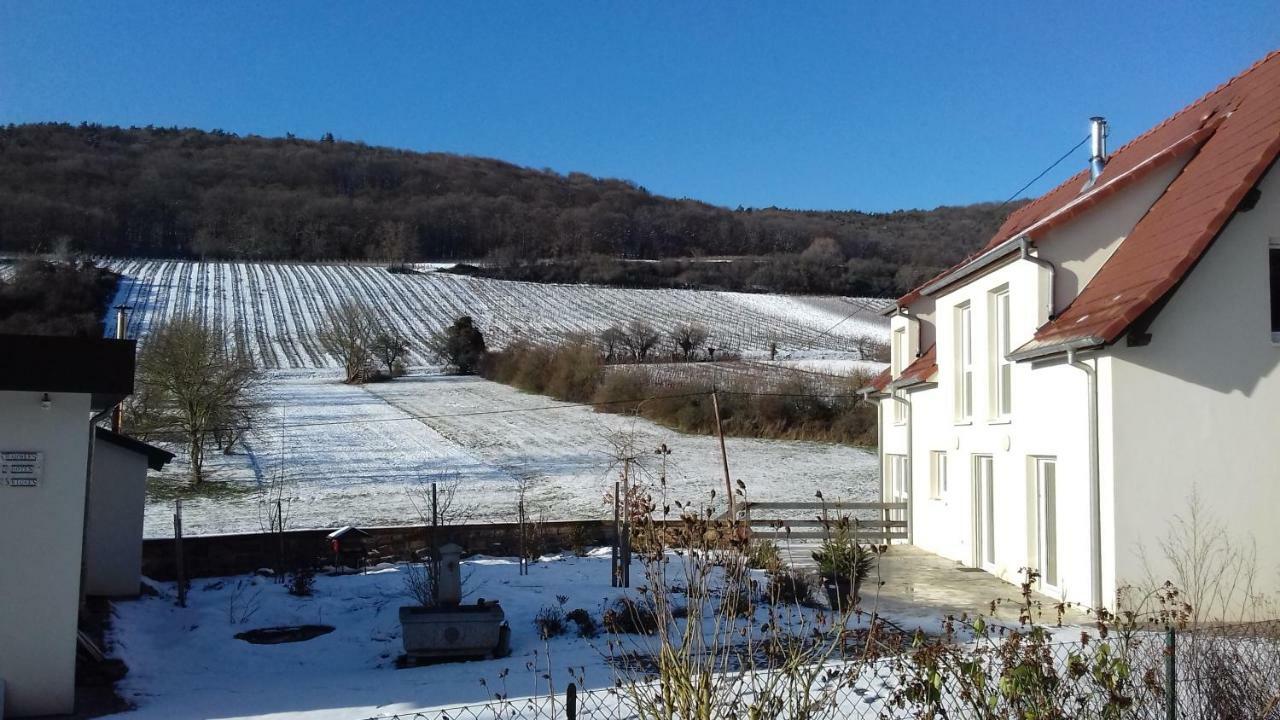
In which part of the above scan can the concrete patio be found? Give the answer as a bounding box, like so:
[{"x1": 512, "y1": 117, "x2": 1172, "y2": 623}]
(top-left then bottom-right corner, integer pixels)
[{"x1": 779, "y1": 543, "x2": 1092, "y2": 628}]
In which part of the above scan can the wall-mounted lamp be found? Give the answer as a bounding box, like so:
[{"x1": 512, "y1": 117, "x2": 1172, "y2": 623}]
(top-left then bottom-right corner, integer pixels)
[{"x1": 41, "y1": 393, "x2": 51, "y2": 410}]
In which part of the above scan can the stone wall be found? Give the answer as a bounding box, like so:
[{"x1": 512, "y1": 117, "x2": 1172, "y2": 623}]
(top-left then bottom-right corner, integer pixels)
[{"x1": 142, "y1": 519, "x2": 616, "y2": 580}]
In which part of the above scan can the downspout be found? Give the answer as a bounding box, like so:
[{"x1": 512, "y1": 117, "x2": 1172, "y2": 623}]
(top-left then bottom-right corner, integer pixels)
[
  {"x1": 1019, "y1": 236, "x2": 1057, "y2": 322},
  {"x1": 1066, "y1": 348, "x2": 1104, "y2": 610},
  {"x1": 859, "y1": 388, "x2": 883, "y2": 511}
]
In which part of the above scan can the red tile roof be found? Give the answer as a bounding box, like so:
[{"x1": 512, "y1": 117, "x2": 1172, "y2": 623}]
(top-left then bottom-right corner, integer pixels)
[
  {"x1": 893, "y1": 344, "x2": 938, "y2": 388},
  {"x1": 895, "y1": 50, "x2": 1280, "y2": 357},
  {"x1": 1024, "y1": 50, "x2": 1280, "y2": 354},
  {"x1": 865, "y1": 367, "x2": 891, "y2": 393}
]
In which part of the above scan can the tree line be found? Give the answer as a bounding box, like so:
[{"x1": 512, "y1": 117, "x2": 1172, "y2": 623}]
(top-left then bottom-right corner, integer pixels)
[
  {"x1": 0, "y1": 258, "x2": 118, "y2": 336},
  {"x1": 0, "y1": 123, "x2": 1015, "y2": 296}
]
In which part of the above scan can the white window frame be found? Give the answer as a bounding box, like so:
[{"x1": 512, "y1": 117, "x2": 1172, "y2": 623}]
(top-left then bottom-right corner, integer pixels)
[
  {"x1": 1032, "y1": 457, "x2": 1059, "y2": 592},
  {"x1": 892, "y1": 389, "x2": 907, "y2": 425},
  {"x1": 954, "y1": 302, "x2": 973, "y2": 422},
  {"x1": 989, "y1": 287, "x2": 1012, "y2": 420},
  {"x1": 886, "y1": 453, "x2": 909, "y2": 526},
  {"x1": 973, "y1": 454, "x2": 995, "y2": 570},
  {"x1": 929, "y1": 450, "x2": 947, "y2": 500},
  {"x1": 892, "y1": 326, "x2": 907, "y2": 376}
]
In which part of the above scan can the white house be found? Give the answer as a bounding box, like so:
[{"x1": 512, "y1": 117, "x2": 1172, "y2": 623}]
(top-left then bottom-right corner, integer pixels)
[
  {"x1": 85, "y1": 427, "x2": 173, "y2": 597},
  {"x1": 864, "y1": 50, "x2": 1280, "y2": 614},
  {"x1": 0, "y1": 334, "x2": 136, "y2": 718}
]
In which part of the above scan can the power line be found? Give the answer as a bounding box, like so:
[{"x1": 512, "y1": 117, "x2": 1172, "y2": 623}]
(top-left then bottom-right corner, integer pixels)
[{"x1": 1000, "y1": 135, "x2": 1090, "y2": 207}]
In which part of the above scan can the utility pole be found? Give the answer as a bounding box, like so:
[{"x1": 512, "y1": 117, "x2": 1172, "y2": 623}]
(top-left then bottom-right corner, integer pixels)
[{"x1": 710, "y1": 390, "x2": 735, "y2": 519}]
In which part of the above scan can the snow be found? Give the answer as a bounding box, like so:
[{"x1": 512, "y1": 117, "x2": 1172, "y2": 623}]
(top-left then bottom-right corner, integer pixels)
[
  {"x1": 108, "y1": 554, "x2": 628, "y2": 720},
  {"x1": 147, "y1": 370, "x2": 880, "y2": 538},
  {"x1": 101, "y1": 552, "x2": 906, "y2": 720},
  {"x1": 105, "y1": 550, "x2": 1095, "y2": 720},
  {"x1": 101, "y1": 260, "x2": 891, "y2": 368}
]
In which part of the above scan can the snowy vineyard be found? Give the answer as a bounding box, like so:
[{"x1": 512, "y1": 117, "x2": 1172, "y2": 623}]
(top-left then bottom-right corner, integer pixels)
[{"x1": 100, "y1": 259, "x2": 891, "y2": 368}]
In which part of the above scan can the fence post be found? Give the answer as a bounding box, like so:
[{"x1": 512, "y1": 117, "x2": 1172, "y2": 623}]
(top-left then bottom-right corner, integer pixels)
[
  {"x1": 1165, "y1": 627, "x2": 1177, "y2": 720},
  {"x1": 174, "y1": 499, "x2": 187, "y2": 608},
  {"x1": 565, "y1": 681, "x2": 577, "y2": 720}
]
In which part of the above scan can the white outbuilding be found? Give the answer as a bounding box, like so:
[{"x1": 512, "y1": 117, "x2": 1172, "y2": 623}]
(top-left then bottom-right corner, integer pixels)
[
  {"x1": 84, "y1": 427, "x2": 174, "y2": 597},
  {"x1": 0, "y1": 334, "x2": 136, "y2": 718}
]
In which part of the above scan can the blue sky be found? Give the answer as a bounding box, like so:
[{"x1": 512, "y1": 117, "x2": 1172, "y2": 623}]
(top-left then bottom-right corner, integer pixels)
[{"x1": 2, "y1": 2, "x2": 1276, "y2": 211}]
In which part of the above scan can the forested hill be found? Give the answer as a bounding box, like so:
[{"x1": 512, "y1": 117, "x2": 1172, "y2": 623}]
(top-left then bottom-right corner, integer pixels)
[{"x1": 0, "y1": 123, "x2": 1016, "y2": 295}]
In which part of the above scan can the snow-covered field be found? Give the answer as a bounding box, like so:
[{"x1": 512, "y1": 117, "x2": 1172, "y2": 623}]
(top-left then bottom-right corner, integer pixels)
[
  {"x1": 102, "y1": 259, "x2": 890, "y2": 367},
  {"x1": 150, "y1": 370, "x2": 880, "y2": 537}
]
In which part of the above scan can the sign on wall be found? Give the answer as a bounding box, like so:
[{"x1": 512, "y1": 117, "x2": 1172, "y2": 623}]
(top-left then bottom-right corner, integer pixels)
[{"x1": 2, "y1": 451, "x2": 43, "y2": 487}]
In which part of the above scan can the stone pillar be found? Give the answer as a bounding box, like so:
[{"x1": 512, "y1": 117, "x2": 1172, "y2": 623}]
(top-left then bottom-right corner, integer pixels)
[{"x1": 437, "y1": 543, "x2": 462, "y2": 606}]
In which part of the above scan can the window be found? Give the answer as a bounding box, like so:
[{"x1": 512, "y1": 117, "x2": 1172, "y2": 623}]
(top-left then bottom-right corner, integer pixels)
[
  {"x1": 929, "y1": 451, "x2": 947, "y2": 499},
  {"x1": 991, "y1": 288, "x2": 1012, "y2": 418},
  {"x1": 1034, "y1": 458, "x2": 1058, "y2": 588},
  {"x1": 892, "y1": 389, "x2": 907, "y2": 425},
  {"x1": 1270, "y1": 243, "x2": 1280, "y2": 342},
  {"x1": 892, "y1": 327, "x2": 907, "y2": 376},
  {"x1": 973, "y1": 455, "x2": 995, "y2": 568},
  {"x1": 955, "y1": 303, "x2": 973, "y2": 421},
  {"x1": 886, "y1": 454, "x2": 909, "y2": 525}
]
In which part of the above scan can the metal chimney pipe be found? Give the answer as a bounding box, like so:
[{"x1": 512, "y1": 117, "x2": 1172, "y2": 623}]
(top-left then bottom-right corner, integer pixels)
[
  {"x1": 1089, "y1": 117, "x2": 1108, "y2": 181},
  {"x1": 112, "y1": 305, "x2": 129, "y2": 432},
  {"x1": 114, "y1": 305, "x2": 130, "y2": 340}
]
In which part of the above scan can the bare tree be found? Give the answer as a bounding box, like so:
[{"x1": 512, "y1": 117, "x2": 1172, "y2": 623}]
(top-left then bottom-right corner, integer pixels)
[
  {"x1": 317, "y1": 300, "x2": 377, "y2": 383},
  {"x1": 622, "y1": 319, "x2": 660, "y2": 362},
  {"x1": 371, "y1": 329, "x2": 411, "y2": 378},
  {"x1": 669, "y1": 322, "x2": 709, "y2": 361},
  {"x1": 134, "y1": 315, "x2": 261, "y2": 485},
  {"x1": 599, "y1": 324, "x2": 627, "y2": 363}
]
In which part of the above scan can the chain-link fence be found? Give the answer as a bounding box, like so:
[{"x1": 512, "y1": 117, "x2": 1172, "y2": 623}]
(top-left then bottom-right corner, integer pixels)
[{"x1": 362, "y1": 620, "x2": 1280, "y2": 720}]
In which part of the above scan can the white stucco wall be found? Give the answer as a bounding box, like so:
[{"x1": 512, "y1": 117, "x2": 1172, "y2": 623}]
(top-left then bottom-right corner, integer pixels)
[
  {"x1": 881, "y1": 263, "x2": 1132, "y2": 608},
  {"x1": 875, "y1": 154, "x2": 1199, "y2": 610},
  {"x1": 1109, "y1": 167, "x2": 1280, "y2": 616},
  {"x1": 0, "y1": 391, "x2": 92, "y2": 718},
  {"x1": 1035, "y1": 157, "x2": 1193, "y2": 310},
  {"x1": 84, "y1": 439, "x2": 148, "y2": 597}
]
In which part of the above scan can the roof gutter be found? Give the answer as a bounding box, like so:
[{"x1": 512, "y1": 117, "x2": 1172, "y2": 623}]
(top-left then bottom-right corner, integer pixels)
[
  {"x1": 1007, "y1": 334, "x2": 1106, "y2": 363},
  {"x1": 919, "y1": 235, "x2": 1024, "y2": 297}
]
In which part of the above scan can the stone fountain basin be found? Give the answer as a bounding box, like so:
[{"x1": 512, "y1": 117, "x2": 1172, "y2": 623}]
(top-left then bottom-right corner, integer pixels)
[{"x1": 399, "y1": 602, "x2": 507, "y2": 659}]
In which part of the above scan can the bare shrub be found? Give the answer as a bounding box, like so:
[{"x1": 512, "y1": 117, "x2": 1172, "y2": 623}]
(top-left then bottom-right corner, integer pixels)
[
  {"x1": 606, "y1": 482, "x2": 879, "y2": 720},
  {"x1": 227, "y1": 578, "x2": 262, "y2": 625},
  {"x1": 287, "y1": 564, "x2": 315, "y2": 597},
  {"x1": 566, "y1": 608, "x2": 599, "y2": 638},
  {"x1": 766, "y1": 568, "x2": 815, "y2": 606},
  {"x1": 1138, "y1": 487, "x2": 1261, "y2": 624},
  {"x1": 603, "y1": 596, "x2": 659, "y2": 636},
  {"x1": 402, "y1": 561, "x2": 436, "y2": 607},
  {"x1": 534, "y1": 596, "x2": 569, "y2": 639}
]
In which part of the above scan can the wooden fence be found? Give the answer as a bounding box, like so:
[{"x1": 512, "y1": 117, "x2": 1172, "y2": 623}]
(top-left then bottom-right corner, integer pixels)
[{"x1": 724, "y1": 501, "x2": 909, "y2": 543}]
